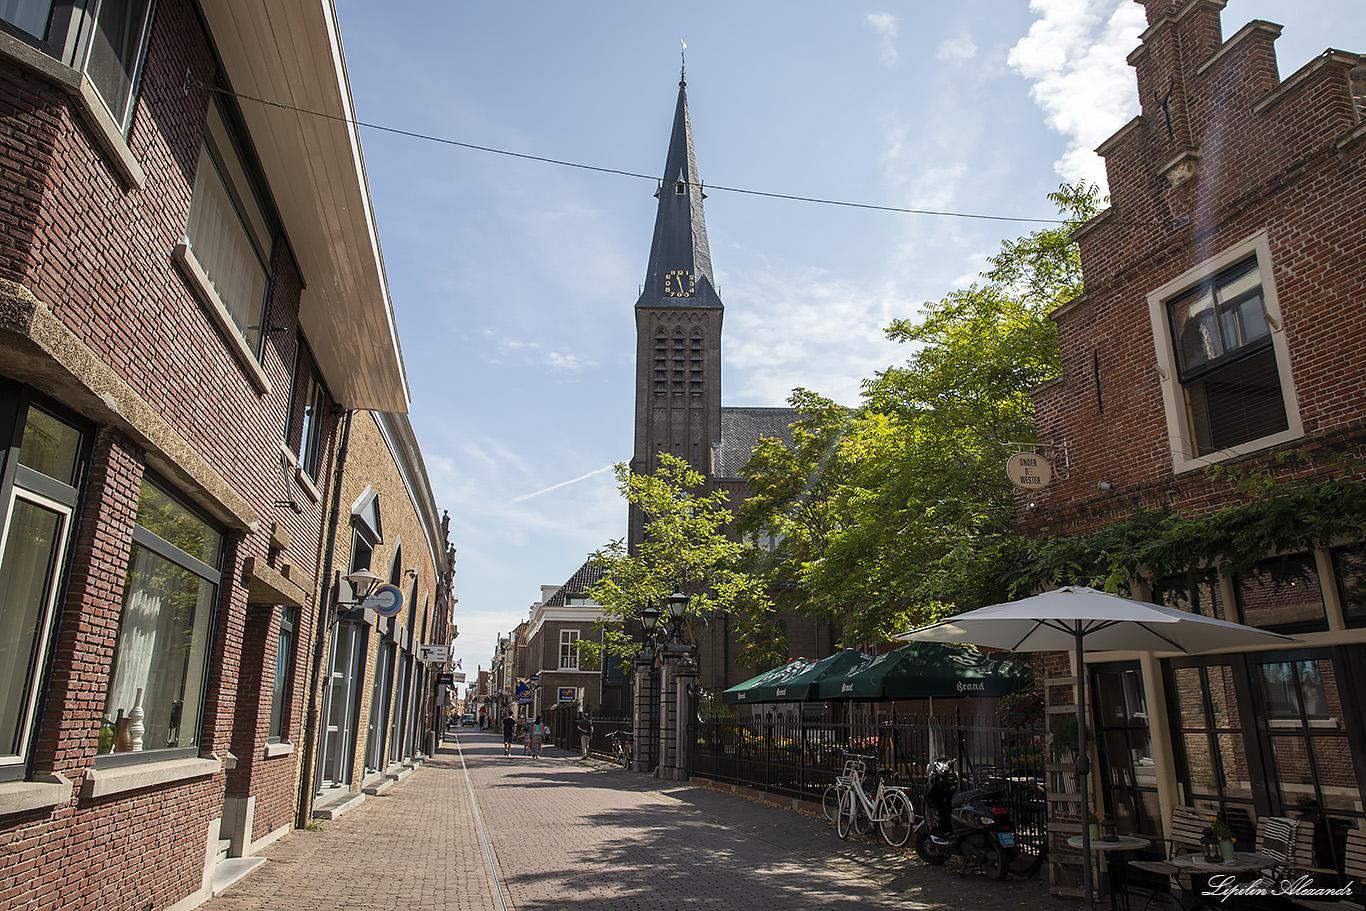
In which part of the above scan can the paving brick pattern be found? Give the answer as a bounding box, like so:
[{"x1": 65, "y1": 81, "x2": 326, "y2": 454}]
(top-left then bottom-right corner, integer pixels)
[{"x1": 203, "y1": 731, "x2": 1078, "y2": 910}]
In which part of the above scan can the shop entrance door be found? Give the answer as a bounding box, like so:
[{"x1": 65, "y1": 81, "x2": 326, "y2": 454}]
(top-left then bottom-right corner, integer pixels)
[{"x1": 318, "y1": 621, "x2": 366, "y2": 790}]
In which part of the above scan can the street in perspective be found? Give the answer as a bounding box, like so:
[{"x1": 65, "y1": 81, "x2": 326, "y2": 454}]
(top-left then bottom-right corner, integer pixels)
[
  {"x1": 1, "y1": 1, "x2": 1364, "y2": 910},
  {"x1": 200, "y1": 730, "x2": 1067, "y2": 911}
]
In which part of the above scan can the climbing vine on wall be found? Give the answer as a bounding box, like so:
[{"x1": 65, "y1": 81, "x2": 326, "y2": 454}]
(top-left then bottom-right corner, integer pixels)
[{"x1": 995, "y1": 458, "x2": 1366, "y2": 598}]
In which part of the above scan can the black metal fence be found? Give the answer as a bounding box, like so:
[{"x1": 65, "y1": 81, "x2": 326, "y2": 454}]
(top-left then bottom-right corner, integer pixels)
[
  {"x1": 545, "y1": 704, "x2": 631, "y2": 757},
  {"x1": 690, "y1": 710, "x2": 1048, "y2": 857}
]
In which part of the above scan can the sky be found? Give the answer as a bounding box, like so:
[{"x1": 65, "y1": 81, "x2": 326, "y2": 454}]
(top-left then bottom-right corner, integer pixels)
[{"x1": 329, "y1": 1, "x2": 1365, "y2": 678}]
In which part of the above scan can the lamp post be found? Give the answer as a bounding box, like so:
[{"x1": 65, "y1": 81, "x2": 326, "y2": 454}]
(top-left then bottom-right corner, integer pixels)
[
  {"x1": 666, "y1": 591, "x2": 688, "y2": 644},
  {"x1": 640, "y1": 605, "x2": 660, "y2": 651}
]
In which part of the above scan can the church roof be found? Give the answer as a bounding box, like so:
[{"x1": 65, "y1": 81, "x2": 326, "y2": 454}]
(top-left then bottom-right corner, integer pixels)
[
  {"x1": 541, "y1": 558, "x2": 605, "y2": 607},
  {"x1": 716, "y1": 407, "x2": 800, "y2": 479},
  {"x1": 636, "y1": 79, "x2": 721, "y2": 309}
]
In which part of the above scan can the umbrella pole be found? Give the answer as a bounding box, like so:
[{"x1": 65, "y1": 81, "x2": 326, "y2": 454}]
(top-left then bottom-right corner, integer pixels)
[{"x1": 1076, "y1": 626, "x2": 1095, "y2": 911}]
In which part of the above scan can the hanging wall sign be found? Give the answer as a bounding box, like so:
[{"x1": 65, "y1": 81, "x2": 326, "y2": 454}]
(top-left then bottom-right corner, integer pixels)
[
  {"x1": 1005, "y1": 452, "x2": 1052, "y2": 490},
  {"x1": 363, "y1": 583, "x2": 404, "y2": 617}
]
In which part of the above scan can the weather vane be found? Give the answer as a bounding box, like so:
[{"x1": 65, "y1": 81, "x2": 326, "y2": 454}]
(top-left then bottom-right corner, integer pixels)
[{"x1": 680, "y1": 39, "x2": 686, "y2": 85}]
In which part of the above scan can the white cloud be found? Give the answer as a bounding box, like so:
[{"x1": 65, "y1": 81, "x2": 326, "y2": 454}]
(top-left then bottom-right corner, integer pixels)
[
  {"x1": 1008, "y1": 0, "x2": 1146, "y2": 189},
  {"x1": 866, "y1": 12, "x2": 900, "y2": 67},
  {"x1": 722, "y1": 265, "x2": 904, "y2": 406},
  {"x1": 936, "y1": 34, "x2": 978, "y2": 63},
  {"x1": 545, "y1": 351, "x2": 597, "y2": 373}
]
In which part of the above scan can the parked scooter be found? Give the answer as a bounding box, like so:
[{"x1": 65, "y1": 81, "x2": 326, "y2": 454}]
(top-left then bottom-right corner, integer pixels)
[{"x1": 913, "y1": 757, "x2": 1037, "y2": 880}]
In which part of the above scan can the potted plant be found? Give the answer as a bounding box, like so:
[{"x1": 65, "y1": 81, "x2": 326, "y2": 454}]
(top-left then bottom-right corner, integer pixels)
[
  {"x1": 1087, "y1": 809, "x2": 1101, "y2": 840},
  {"x1": 1209, "y1": 817, "x2": 1236, "y2": 860}
]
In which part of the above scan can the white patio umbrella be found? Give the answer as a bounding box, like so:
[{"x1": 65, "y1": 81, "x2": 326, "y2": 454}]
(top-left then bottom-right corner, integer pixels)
[{"x1": 896, "y1": 585, "x2": 1298, "y2": 910}]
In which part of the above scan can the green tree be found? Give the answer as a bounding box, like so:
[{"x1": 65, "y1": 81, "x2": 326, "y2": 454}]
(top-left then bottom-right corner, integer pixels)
[
  {"x1": 739, "y1": 183, "x2": 1102, "y2": 643},
  {"x1": 583, "y1": 454, "x2": 779, "y2": 675}
]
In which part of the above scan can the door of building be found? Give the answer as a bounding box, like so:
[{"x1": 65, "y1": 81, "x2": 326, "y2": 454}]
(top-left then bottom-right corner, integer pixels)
[{"x1": 318, "y1": 621, "x2": 366, "y2": 789}]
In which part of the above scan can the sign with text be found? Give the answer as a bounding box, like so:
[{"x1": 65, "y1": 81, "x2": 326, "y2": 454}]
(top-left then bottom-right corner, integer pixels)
[
  {"x1": 417, "y1": 644, "x2": 449, "y2": 664},
  {"x1": 450, "y1": 672, "x2": 466, "y2": 683},
  {"x1": 362, "y1": 583, "x2": 404, "y2": 618},
  {"x1": 1004, "y1": 451, "x2": 1052, "y2": 490},
  {"x1": 557, "y1": 687, "x2": 579, "y2": 704}
]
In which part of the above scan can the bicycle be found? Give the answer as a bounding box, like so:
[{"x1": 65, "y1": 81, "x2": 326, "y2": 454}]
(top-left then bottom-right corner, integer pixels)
[
  {"x1": 822, "y1": 754, "x2": 863, "y2": 821},
  {"x1": 836, "y1": 755, "x2": 915, "y2": 847},
  {"x1": 609, "y1": 730, "x2": 633, "y2": 769}
]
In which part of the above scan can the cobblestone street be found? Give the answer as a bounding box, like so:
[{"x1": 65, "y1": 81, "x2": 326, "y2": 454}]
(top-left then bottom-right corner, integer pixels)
[{"x1": 203, "y1": 730, "x2": 1077, "y2": 911}]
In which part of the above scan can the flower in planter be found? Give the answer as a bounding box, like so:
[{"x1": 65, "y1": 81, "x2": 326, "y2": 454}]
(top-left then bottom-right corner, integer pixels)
[{"x1": 1208, "y1": 817, "x2": 1234, "y2": 841}]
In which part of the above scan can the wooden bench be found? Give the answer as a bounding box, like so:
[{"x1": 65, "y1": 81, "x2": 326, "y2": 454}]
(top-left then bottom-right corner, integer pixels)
[
  {"x1": 1293, "y1": 828, "x2": 1365, "y2": 911},
  {"x1": 1130, "y1": 806, "x2": 1210, "y2": 879},
  {"x1": 1255, "y1": 816, "x2": 1323, "y2": 872}
]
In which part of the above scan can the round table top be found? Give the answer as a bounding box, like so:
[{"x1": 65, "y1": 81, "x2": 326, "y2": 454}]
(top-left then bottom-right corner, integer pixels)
[
  {"x1": 1169, "y1": 851, "x2": 1274, "y2": 874},
  {"x1": 1067, "y1": 835, "x2": 1152, "y2": 851}
]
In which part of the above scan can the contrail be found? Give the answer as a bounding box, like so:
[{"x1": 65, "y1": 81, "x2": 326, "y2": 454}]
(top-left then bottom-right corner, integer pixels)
[{"x1": 510, "y1": 465, "x2": 614, "y2": 503}]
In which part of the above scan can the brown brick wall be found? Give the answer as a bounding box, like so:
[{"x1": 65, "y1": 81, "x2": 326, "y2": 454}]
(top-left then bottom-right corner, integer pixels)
[
  {"x1": 0, "y1": 0, "x2": 350, "y2": 905},
  {"x1": 1026, "y1": 13, "x2": 1366, "y2": 535}
]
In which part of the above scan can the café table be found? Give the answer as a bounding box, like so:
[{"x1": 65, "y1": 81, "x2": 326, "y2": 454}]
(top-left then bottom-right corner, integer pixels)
[
  {"x1": 1068, "y1": 835, "x2": 1153, "y2": 909},
  {"x1": 1168, "y1": 852, "x2": 1276, "y2": 910}
]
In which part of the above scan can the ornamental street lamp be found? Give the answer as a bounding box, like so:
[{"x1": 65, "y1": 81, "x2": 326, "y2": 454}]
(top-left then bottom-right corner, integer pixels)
[
  {"x1": 344, "y1": 567, "x2": 381, "y2": 602},
  {"x1": 640, "y1": 605, "x2": 660, "y2": 654}
]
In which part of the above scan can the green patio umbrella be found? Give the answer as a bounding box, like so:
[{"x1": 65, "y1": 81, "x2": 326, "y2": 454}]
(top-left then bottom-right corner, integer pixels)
[
  {"x1": 812, "y1": 641, "x2": 1031, "y2": 701},
  {"x1": 722, "y1": 649, "x2": 870, "y2": 704}
]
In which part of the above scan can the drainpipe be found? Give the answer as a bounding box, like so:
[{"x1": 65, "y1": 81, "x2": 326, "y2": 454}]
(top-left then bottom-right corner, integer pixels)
[{"x1": 297, "y1": 408, "x2": 355, "y2": 829}]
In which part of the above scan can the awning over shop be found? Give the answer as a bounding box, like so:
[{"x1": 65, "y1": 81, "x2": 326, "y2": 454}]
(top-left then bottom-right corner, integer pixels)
[
  {"x1": 812, "y1": 641, "x2": 1031, "y2": 701},
  {"x1": 721, "y1": 649, "x2": 869, "y2": 704}
]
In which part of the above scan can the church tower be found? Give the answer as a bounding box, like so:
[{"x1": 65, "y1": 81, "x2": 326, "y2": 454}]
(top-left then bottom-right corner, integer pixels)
[{"x1": 629, "y1": 74, "x2": 724, "y2": 549}]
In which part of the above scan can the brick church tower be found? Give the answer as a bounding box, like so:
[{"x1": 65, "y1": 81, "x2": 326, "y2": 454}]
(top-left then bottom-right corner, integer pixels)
[{"x1": 628, "y1": 73, "x2": 724, "y2": 550}]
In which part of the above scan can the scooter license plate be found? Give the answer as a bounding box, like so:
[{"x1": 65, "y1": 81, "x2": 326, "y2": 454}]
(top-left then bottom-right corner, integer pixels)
[{"x1": 997, "y1": 832, "x2": 1015, "y2": 847}]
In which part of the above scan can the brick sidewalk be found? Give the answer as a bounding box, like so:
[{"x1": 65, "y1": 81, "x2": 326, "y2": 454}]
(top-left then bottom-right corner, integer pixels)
[{"x1": 203, "y1": 730, "x2": 1078, "y2": 910}]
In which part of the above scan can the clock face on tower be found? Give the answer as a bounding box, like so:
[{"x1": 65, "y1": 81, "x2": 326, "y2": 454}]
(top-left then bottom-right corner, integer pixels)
[{"x1": 663, "y1": 269, "x2": 695, "y2": 298}]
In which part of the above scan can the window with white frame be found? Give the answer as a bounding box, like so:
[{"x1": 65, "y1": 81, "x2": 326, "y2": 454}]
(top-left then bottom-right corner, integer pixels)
[
  {"x1": 288, "y1": 338, "x2": 328, "y2": 481},
  {"x1": 268, "y1": 606, "x2": 297, "y2": 743},
  {"x1": 1, "y1": 0, "x2": 155, "y2": 135},
  {"x1": 185, "y1": 96, "x2": 277, "y2": 358},
  {"x1": 99, "y1": 478, "x2": 222, "y2": 760},
  {"x1": 1148, "y1": 234, "x2": 1301, "y2": 471},
  {"x1": 559, "y1": 630, "x2": 580, "y2": 670},
  {"x1": 0, "y1": 389, "x2": 88, "y2": 779}
]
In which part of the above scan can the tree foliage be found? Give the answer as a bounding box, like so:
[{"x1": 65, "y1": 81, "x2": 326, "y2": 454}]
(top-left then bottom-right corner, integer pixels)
[
  {"x1": 583, "y1": 455, "x2": 779, "y2": 674},
  {"x1": 736, "y1": 183, "x2": 1102, "y2": 646}
]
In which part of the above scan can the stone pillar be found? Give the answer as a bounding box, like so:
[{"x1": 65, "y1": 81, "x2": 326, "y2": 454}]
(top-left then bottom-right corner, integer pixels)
[
  {"x1": 673, "y1": 663, "x2": 699, "y2": 780},
  {"x1": 632, "y1": 653, "x2": 657, "y2": 773},
  {"x1": 658, "y1": 657, "x2": 677, "y2": 777},
  {"x1": 658, "y1": 644, "x2": 697, "y2": 781}
]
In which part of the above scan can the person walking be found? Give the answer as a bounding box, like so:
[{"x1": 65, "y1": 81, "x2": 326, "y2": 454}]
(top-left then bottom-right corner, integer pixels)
[
  {"x1": 575, "y1": 712, "x2": 593, "y2": 759},
  {"x1": 501, "y1": 709, "x2": 515, "y2": 756},
  {"x1": 528, "y1": 715, "x2": 545, "y2": 759}
]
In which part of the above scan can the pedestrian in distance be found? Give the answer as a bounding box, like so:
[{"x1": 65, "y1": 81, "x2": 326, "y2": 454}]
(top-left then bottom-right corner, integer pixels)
[
  {"x1": 501, "y1": 709, "x2": 515, "y2": 756},
  {"x1": 575, "y1": 712, "x2": 593, "y2": 759},
  {"x1": 528, "y1": 715, "x2": 545, "y2": 759}
]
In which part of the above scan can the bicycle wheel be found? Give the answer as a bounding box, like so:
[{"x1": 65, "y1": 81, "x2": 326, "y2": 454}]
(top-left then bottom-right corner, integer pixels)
[
  {"x1": 822, "y1": 785, "x2": 841, "y2": 822},
  {"x1": 878, "y1": 789, "x2": 914, "y2": 848},
  {"x1": 836, "y1": 790, "x2": 856, "y2": 839},
  {"x1": 852, "y1": 796, "x2": 873, "y2": 836}
]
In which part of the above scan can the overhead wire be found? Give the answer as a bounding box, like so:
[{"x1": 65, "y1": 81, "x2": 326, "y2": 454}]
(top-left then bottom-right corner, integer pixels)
[{"x1": 190, "y1": 79, "x2": 1173, "y2": 229}]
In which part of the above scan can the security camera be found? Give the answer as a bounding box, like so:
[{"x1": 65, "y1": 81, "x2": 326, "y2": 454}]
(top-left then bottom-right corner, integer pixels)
[{"x1": 1098, "y1": 481, "x2": 1114, "y2": 492}]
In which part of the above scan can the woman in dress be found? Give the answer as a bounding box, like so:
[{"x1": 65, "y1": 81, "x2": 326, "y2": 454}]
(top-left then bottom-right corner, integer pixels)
[{"x1": 528, "y1": 715, "x2": 545, "y2": 758}]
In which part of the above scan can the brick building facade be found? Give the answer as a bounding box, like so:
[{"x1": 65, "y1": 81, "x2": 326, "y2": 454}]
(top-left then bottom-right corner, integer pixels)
[
  {"x1": 1025, "y1": 0, "x2": 1365, "y2": 876},
  {"x1": 0, "y1": 3, "x2": 450, "y2": 909}
]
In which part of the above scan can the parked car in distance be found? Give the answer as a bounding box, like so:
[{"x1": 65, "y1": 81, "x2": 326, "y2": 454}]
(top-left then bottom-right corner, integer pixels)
[{"x1": 462, "y1": 713, "x2": 476, "y2": 726}]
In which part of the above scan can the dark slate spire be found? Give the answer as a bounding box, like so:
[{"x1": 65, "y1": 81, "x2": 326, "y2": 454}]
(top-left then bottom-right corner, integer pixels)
[{"x1": 636, "y1": 77, "x2": 721, "y2": 308}]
